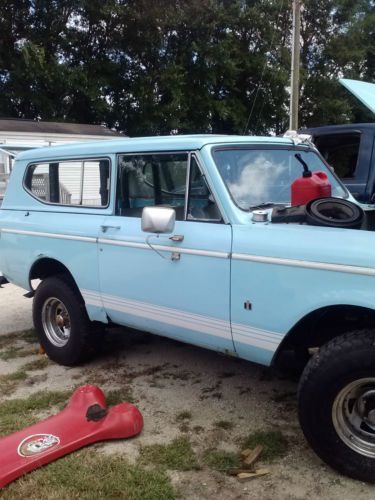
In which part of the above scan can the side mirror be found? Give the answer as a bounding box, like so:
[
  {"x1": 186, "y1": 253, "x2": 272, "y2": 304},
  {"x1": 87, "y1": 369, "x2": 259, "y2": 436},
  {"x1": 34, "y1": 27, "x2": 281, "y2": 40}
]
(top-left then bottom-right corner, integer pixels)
[{"x1": 141, "y1": 206, "x2": 176, "y2": 234}]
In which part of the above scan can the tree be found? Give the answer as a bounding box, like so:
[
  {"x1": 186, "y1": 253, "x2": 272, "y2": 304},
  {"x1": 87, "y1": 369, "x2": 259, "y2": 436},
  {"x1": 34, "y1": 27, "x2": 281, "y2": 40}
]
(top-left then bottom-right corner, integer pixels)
[
  {"x1": 299, "y1": 0, "x2": 375, "y2": 127},
  {"x1": 0, "y1": 0, "x2": 373, "y2": 134}
]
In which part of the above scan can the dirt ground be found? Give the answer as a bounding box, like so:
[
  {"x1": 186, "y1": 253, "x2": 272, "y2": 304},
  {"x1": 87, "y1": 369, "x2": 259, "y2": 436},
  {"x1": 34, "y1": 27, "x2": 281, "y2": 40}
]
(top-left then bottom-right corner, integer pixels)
[
  {"x1": 1, "y1": 284, "x2": 375, "y2": 499},
  {"x1": 0, "y1": 283, "x2": 33, "y2": 334}
]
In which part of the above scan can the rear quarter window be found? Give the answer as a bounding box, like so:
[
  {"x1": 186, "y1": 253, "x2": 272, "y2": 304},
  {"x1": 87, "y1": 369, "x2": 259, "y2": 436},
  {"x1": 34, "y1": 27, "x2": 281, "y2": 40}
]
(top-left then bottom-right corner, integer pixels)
[{"x1": 24, "y1": 158, "x2": 110, "y2": 207}]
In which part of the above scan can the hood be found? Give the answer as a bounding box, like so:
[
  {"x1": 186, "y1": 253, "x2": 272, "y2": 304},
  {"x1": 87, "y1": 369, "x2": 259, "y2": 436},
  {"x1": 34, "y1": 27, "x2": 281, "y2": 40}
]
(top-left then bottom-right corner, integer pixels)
[{"x1": 340, "y1": 78, "x2": 375, "y2": 114}]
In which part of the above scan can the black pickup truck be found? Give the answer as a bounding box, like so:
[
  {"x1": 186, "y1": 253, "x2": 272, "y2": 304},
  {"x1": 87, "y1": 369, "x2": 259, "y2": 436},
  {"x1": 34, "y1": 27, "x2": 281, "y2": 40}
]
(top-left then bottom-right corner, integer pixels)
[
  {"x1": 304, "y1": 122, "x2": 375, "y2": 202},
  {"x1": 302, "y1": 79, "x2": 375, "y2": 203}
]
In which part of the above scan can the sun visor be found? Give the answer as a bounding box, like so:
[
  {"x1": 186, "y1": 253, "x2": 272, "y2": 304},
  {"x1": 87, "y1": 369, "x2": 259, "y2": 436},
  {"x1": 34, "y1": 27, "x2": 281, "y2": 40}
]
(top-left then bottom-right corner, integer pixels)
[{"x1": 340, "y1": 79, "x2": 375, "y2": 115}]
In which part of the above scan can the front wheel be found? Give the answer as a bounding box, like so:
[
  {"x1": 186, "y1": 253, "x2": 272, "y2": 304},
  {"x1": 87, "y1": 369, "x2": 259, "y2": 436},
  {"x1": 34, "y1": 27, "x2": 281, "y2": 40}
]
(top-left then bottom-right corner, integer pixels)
[
  {"x1": 33, "y1": 276, "x2": 103, "y2": 366},
  {"x1": 298, "y1": 330, "x2": 375, "y2": 483}
]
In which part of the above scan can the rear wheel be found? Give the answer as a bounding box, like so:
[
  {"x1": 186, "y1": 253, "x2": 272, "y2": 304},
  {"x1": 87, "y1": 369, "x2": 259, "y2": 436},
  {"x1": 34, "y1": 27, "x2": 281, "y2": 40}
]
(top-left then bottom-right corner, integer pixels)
[
  {"x1": 33, "y1": 275, "x2": 103, "y2": 366},
  {"x1": 298, "y1": 330, "x2": 375, "y2": 482}
]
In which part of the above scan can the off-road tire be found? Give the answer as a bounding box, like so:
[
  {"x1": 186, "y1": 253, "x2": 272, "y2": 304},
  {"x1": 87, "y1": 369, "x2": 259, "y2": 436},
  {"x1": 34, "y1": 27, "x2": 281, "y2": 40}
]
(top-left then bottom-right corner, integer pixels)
[
  {"x1": 33, "y1": 275, "x2": 103, "y2": 366},
  {"x1": 298, "y1": 330, "x2": 375, "y2": 482},
  {"x1": 305, "y1": 197, "x2": 364, "y2": 229}
]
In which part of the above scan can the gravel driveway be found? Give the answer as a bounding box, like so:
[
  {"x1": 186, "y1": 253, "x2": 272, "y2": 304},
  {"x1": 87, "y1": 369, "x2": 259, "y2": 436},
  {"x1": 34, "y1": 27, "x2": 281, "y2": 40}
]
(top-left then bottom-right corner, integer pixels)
[
  {"x1": 1, "y1": 283, "x2": 375, "y2": 498},
  {"x1": 0, "y1": 283, "x2": 33, "y2": 335}
]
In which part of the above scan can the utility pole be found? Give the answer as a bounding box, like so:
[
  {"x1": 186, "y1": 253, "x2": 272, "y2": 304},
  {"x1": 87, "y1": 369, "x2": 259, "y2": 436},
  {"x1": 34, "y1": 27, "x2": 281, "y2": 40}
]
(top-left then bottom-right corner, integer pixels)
[{"x1": 289, "y1": 0, "x2": 301, "y2": 131}]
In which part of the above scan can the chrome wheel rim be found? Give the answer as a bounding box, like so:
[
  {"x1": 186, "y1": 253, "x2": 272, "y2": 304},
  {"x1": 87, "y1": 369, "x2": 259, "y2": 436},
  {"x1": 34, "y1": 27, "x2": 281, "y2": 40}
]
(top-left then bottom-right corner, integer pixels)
[
  {"x1": 41, "y1": 297, "x2": 71, "y2": 347},
  {"x1": 332, "y1": 378, "x2": 375, "y2": 458}
]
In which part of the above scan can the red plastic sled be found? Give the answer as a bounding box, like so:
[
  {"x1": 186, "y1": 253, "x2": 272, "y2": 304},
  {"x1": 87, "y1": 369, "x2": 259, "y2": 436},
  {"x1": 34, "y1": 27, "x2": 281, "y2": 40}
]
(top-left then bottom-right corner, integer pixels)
[{"x1": 0, "y1": 385, "x2": 143, "y2": 488}]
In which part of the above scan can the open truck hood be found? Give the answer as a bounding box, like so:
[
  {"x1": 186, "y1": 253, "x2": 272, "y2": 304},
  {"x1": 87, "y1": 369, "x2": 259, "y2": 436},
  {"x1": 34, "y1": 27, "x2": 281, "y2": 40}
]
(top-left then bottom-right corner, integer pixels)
[{"x1": 340, "y1": 79, "x2": 375, "y2": 115}]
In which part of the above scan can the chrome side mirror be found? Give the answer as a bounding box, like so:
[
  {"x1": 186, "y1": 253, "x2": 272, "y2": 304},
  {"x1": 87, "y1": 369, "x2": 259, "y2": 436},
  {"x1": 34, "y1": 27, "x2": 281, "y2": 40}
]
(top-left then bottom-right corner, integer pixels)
[{"x1": 141, "y1": 206, "x2": 176, "y2": 234}]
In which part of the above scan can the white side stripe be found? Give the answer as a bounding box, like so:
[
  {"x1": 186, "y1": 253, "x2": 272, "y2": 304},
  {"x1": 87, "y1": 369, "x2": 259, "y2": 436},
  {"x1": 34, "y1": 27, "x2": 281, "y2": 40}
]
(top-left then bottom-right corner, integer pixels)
[
  {"x1": 232, "y1": 321, "x2": 282, "y2": 350},
  {"x1": 0, "y1": 229, "x2": 228, "y2": 259},
  {"x1": 98, "y1": 238, "x2": 229, "y2": 259},
  {"x1": 82, "y1": 290, "x2": 103, "y2": 308},
  {"x1": 232, "y1": 324, "x2": 282, "y2": 345},
  {"x1": 233, "y1": 334, "x2": 279, "y2": 350},
  {"x1": 81, "y1": 289, "x2": 281, "y2": 352},
  {"x1": 98, "y1": 239, "x2": 147, "y2": 250},
  {"x1": 232, "y1": 252, "x2": 375, "y2": 277},
  {"x1": 82, "y1": 289, "x2": 231, "y2": 340},
  {"x1": 2, "y1": 228, "x2": 375, "y2": 276},
  {"x1": 1, "y1": 228, "x2": 96, "y2": 243}
]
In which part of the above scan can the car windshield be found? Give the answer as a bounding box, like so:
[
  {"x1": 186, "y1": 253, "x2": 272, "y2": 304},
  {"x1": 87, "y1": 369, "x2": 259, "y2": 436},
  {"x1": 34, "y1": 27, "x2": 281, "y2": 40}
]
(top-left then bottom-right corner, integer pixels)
[{"x1": 212, "y1": 148, "x2": 348, "y2": 210}]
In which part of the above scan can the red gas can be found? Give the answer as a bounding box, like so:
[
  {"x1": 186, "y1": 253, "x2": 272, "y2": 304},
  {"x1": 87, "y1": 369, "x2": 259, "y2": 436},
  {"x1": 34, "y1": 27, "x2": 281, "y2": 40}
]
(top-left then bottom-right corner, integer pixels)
[{"x1": 291, "y1": 170, "x2": 331, "y2": 206}]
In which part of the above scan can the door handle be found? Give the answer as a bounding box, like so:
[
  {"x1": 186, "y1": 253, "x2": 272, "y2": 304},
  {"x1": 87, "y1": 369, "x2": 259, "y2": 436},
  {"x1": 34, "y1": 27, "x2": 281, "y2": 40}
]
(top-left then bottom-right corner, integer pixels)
[
  {"x1": 101, "y1": 225, "x2": 121, "y2": 233},
  {"x1": 169, "y1": 234, "x2": 184, "y2": 242}
]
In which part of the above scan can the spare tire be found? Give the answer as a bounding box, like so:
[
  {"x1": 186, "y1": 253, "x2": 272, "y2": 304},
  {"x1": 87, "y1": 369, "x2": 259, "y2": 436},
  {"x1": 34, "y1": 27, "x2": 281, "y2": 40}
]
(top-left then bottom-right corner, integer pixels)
[{"x1": 305, "y1": 197, "x2": 364, "y2": 229}]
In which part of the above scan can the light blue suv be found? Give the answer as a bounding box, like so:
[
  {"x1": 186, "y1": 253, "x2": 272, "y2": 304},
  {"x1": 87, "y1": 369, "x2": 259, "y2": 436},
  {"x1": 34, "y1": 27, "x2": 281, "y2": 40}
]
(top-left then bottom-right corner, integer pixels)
[{"x1": 1, "y1": 134, "x2": 375, "y2": 482}]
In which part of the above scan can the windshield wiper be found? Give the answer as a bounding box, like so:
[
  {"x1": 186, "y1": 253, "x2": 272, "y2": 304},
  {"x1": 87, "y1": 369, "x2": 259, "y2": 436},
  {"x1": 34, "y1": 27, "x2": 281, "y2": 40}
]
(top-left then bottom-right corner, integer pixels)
[{"x1": 248, "y1": 202, "x2": 287, "y2": 211}]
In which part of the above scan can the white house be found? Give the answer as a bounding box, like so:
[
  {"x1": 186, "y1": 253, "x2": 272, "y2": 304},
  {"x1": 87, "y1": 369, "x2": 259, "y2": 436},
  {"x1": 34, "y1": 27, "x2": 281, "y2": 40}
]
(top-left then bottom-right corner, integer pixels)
[{"x1": 0, "y1": 119, "x2": 123, "y2": 201}]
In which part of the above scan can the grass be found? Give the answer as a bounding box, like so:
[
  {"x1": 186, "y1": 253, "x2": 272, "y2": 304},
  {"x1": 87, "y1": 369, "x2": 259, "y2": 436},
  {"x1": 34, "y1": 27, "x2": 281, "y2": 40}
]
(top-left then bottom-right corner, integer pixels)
[
  {"x1": 0, "y1": 353, "x2": 50, "y2": 395},
  {"x1": 213, "y1": 420, "x2": 234, "y2": 431},
  {"x1": 4, "y1": 451, "x2": 176, "y2": 500},
  {"x1": 178, "y1": 423, "x2": 190, "y2": 433},
  {"x1": 22, "y1": 357, "x2": 50, "y2": 371},
  {"x1": 0, "y1": 333, "x2": 21, "y2": 350},
  {"x1": 0, "y1": 347, "x2": 38, "y2": 360},
  {"x1": 175, "y1": 410, "x2": 192, "y2": 422},
  {"x1": 203, "y1": 449, "x2": 241, "y2": 471},
  {"x1": 138, "y1": 437, "x2": 199, "y2": 471},
  {"x1": 17, "y1": 329, "x2": 38, "y2": 344},
  {"x1": 0, "y1": 370, "x2": 28, "y2": 396},
  {"x1": 0, "y1": 390, "x2": 70, "y2": 436},
  {"x1": 0, "y1": 330, "x2": 38, "y2": 350},
  {"x1": 193, "y1": 425, "x2": 204, "y2": 433},
  {"x1": 241, "y1": 430, "x2": 288, "y2": 462},
  {"x1": 0, "y1": 347, "x2": 22, "y2": 360},
  {"x1": 106, "y1": 387, "x2": 135, "y2": 406}
]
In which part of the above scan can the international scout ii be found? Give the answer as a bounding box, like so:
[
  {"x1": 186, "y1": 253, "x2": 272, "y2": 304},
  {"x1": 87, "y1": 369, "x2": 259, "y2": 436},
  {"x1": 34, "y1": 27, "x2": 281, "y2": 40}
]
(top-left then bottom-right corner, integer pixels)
[{"x1": 1, "y1": 135, "x2": 375, "y2": 482}]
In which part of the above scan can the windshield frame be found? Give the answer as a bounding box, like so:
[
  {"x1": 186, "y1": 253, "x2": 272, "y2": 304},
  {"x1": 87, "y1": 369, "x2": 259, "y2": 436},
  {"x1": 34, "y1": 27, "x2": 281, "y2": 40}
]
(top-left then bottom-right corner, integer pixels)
[{"x1": 211, "y1": 144, "x2": 350, "y2": 211}]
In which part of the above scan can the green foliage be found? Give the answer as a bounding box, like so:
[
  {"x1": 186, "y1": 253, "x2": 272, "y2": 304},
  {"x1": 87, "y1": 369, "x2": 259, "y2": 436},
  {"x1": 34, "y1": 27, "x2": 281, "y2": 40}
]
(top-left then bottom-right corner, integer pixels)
[
  {"x1": 22, "y1": 357, "x2": 50, "y2": 371},
  {"x1": 203, "y1": 448, "x2": 240, "y2": 471},
  {"x1": 4, "y1": 451, "x2": 176, "y2": 499},
  {"x1": 213, "y1": 420, "x2": 234, "y2": 430},
  {"x1": 105, "y1": 387, "x2": 135, "y2": 406},
  {"x1": 0, "y1": 347, "x2": 38, "y2": 360},
  {"x1": 138, "y1": 436, "x2": 199, "y2": 471},
  {"x1": 175, "y1": 410, "x2": 192, "y2": 422},
  {"x1": 0, "y1": 329, "x2": 37, "y2": 350},
  {"x1": 299, "y1": 0, "x2": 375, "y2": 126},
  {"x1": 241, "y1": 430, "x2": 288, "y2": 462},
  {"x1": 0, "y1": 1, "x2": 373, "y2": 133},
  {"x1": 0, "y1": 390, "x2": 70, "y2": 436},
  {"x1": 0, "y1": 370, "x2": 28, "y2": 396}
]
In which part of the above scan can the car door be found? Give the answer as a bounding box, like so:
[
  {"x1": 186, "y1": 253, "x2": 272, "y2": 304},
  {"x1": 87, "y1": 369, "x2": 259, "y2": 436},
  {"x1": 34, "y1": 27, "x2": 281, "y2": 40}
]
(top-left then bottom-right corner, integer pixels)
[{"x1": 97, "y1": 151, "x2": 235, "y2": 354}]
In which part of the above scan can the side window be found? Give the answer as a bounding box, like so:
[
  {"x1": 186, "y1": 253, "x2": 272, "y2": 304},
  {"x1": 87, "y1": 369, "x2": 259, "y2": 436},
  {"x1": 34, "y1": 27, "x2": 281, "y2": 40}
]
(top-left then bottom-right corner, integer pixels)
[
  {"x1": 117, "y1": 153, "x2": 188, "y2": 220},
  {"x1": 25, "y1": 159, "x2": 110, "y2": 207},
  {"x1": 116, "y1": 153, "x2": 222, "y2": 223},
  {"x1": 314, "y1": 133, "x2": 361, "y2": 179},
  {"x1": 187, "y1": 156, "x2": 222, "y2": 222}
]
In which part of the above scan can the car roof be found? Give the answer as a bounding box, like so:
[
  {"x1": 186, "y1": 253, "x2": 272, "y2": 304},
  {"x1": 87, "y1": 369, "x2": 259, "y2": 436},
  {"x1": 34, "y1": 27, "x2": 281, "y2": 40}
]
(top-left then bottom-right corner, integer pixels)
[
  {"x1": 302, "y1": 123, "x2": 375, "y2": 135},
  {"x1": 16, "y1": 134, "x2": 294, "y2": 161}
]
